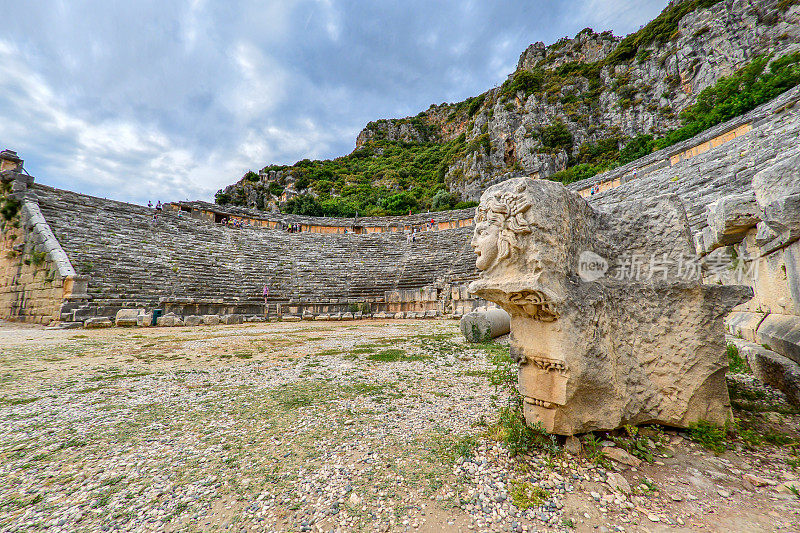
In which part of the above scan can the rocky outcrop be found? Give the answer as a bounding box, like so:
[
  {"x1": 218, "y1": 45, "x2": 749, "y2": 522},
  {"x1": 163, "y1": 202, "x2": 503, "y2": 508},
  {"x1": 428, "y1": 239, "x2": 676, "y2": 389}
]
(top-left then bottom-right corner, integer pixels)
[
  {"x1": 444, "y1": 0, "x2": 800, "y2": 200},
  {"x1": 359, "y1": 0, "x2": 800, "y2": 202},
  {"x1": 221, "y1": 1, "x2": 799, "y2": 212}
]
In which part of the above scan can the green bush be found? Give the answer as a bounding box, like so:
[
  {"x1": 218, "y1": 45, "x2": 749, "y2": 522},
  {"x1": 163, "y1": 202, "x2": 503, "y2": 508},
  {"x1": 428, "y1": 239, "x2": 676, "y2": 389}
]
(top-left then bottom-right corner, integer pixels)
[
  {"x1": 381, "y1": 192, "x2": 418, "y2": 215},
  {"x1": 619, "y1": 135, "x2": 655, "y2": 164},
  {"x1": 727, "y1": 344, "x2": 751, "y2": 374},
  {"x1": 688, "y1": 419, "x2": 727, "y2": 454},
  {"x1": 577, "y1": 137, "x2": 620, "y2": 165},
  {"x1": 539, "y1": 121, "x2": 573, "y2": 151},
  {"x1": 430, "y1": 189, "x2": 456, "y2": 210},
  {"x1": 657, "y1": 52, "x2": 800, "y2": 150},
  {"x1": 214, "y1": 190, "x2": 231, "y2": 205},
  {"x1": 284, "y1": 194, "x2": 323, "y2": 216},
  {"x1": 465, "y1": 133, "x2": 491, "y2": 155},
  {"x1": 499, "y1": 69, "x2": 545, "y2": 101}
]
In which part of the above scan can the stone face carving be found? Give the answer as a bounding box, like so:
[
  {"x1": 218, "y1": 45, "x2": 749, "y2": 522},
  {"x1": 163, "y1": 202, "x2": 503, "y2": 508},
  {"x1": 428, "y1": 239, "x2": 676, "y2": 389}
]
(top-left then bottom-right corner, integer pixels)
[{"x1": 469, "y1": 177, "x2": 752, "y2": 435}]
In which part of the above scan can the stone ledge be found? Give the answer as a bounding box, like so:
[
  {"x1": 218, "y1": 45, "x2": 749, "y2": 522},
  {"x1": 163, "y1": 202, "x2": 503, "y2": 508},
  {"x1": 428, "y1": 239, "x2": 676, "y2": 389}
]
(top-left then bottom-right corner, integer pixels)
[
  {"x1": 729, "y1": 337, "x2": 800, "y2": 405},
  {"x1": 755, "y1": 314, "x2": 800, "y2": 366}
]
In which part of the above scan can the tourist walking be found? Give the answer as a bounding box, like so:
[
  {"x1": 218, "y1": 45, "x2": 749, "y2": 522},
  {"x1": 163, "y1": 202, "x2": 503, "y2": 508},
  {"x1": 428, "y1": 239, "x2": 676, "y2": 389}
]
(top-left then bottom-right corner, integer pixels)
[{"x1": 263, "y1": 284, "x2": 269, "y2": 318}]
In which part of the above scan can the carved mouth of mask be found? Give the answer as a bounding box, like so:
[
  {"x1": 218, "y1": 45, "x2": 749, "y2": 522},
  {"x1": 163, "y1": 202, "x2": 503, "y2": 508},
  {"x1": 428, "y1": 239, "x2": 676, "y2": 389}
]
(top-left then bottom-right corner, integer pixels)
[{"x1": 508, "y1": 289, "x2": 558, "y2": 321}]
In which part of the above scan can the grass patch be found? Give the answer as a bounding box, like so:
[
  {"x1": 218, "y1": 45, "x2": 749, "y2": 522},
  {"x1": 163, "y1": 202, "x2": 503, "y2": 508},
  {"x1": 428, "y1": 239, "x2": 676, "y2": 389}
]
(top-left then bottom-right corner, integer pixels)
[
  {"x1": 367, "y1": 349, "x2": 425, "y2": 362},
  {"x1": 509, "y1": 480, "x2": 550, "y2": 509},
  {"x1": 87, "y1": 371, "x2": 150, "y2": 382},
  {"x1": 315, "y1": 349, "x2": 343, "y2": 356},
  {"x1": 428, "y1": 431, "x2": 478, "y2": 464},
  {"x1": 0, "y1": 397, "x2": 39, "y2": 406},
  {"x1": 349, "y1": 347, "x2": 377, "y2": 355},
  {"x1": 609, "y1": 425, "x2": 668, "y2": 463}
]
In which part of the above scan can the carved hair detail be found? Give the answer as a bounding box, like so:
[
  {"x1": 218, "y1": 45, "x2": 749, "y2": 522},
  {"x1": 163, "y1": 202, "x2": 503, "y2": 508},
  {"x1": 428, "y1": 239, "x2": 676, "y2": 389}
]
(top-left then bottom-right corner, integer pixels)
[{"x1": 475, "y1": 186, "x2": 532, "y2": 263}]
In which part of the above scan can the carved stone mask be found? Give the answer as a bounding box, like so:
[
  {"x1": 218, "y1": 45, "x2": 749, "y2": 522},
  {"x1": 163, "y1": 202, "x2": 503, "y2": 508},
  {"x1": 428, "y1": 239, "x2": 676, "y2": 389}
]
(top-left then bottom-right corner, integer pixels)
[{"x1": 471, "y1": 220, "x2": 500, "y2": 271}]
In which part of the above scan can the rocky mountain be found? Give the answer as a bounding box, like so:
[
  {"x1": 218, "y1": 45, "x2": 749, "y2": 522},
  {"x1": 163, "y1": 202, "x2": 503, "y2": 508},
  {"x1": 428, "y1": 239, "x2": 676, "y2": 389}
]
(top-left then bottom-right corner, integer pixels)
[{"x1": 218, "y1": 0, "x2": 800, "y2": 214}]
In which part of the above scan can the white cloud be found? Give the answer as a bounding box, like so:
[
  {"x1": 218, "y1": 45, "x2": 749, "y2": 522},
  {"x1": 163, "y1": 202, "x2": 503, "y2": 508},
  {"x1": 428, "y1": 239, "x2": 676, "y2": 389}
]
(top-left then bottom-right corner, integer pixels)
[
  {"x1": 577, "y1": 0, "x2": 666, "y2": 36},
  {"x1": 226, "y1": 42, "x2": 289, "y2": 118},
  {"x1": 0, "y1": 39, "x2": 244, "y2": 203}
]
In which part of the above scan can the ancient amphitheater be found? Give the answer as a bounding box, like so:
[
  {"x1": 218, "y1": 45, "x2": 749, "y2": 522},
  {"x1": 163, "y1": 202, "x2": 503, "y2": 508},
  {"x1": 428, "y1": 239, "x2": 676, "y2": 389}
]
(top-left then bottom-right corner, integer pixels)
[{"x1": 2, "y1": 84, "x2": 800, "y2": 403}]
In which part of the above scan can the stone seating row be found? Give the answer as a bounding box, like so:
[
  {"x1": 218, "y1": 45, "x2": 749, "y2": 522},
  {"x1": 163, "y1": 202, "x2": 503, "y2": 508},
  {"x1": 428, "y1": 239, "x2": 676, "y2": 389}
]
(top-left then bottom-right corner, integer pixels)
[{"x1": 32, "y1": 185, "x2": 478, "y2": 319}]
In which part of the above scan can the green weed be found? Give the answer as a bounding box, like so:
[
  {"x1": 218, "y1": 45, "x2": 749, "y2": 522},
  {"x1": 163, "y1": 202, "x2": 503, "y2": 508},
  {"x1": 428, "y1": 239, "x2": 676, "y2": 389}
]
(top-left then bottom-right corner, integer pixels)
[
  {"x1": 727, "y1": 344, "x2": 750, "y2": 374},
  {"x1": 688, "y1": 419, "x2": 727, "y2": 454},
  {"x1": 509, "y1": 480, "x2": 550, "y2": 509}
]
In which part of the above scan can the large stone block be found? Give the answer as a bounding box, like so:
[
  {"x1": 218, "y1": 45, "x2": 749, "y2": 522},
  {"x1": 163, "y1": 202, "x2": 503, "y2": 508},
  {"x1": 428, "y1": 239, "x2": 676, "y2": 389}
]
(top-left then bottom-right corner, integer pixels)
[
  {"x1": 136, "y1": 312, "x2": 153, "y2": 327},
  {"x1": 115, "y1": 308, "x2": 144, "y2": 327},
  {"x1": 202, "y1": 314, "x2": 220, "y2": 325},
  {"x1": 84, "y1": 317, "x2": 112, "y2": 329},
  {"x1": 725, "y1": 311, "x2": 767, "y2": 343},
  {"x1": 751, "y1": 154, "x2": 800, "y2": 254},
  {"x1": 469, "y1": 178, "x2": 751, "y2": 435},
  {"x1": 221, "y1": 314, "x2": 243, "y2": 325},
  {"x1": 735, "y1": 340, "x2": 800, "y2": 406},
  {"x1": 184, "y1": 315, "x2": 202, "y2": 326},
  {"x1": 755, "y1": 314, "x2": 800, "y2": 366}
]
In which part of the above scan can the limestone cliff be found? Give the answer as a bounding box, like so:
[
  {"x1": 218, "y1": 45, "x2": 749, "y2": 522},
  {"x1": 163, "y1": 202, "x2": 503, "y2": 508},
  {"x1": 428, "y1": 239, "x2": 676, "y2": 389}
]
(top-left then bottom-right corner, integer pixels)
[
  {"x1": 221, "y1": 0, "x2": 800, "y2": 211},
  {"x1": 428, "y1": 0, "x2": 799, "y2": 200}
]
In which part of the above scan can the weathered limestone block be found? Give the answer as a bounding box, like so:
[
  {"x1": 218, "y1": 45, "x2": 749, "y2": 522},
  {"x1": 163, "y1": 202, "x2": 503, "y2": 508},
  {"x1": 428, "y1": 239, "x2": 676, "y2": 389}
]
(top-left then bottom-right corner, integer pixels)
[
  {"x1": 373, "y1": 312, "x2": 387, "y2": 319},
  {"x1": 751, "y1": 154, "x2": 800, "y2": 254},
  {"x1": 84, "y1": 317, "x2": 112, "y2": 329},
  {"x1": 726, "y1": 311, "x2": 767, "y2": 343},
  {"x1": 221, "y1": 314, "x2": 243, "y2": 325},
  {"x1": 699, "y1": 192, "x2": 761, "y2": 254},
  {"x1": 136, "y1": 312, "x2": 153, "y2": 327},
  {"x1": 468, "y1": 177, "x2": 751, "y2": 435},
  {"x1": 315, "y1": 314, "x2": 330, "y2": 321},
  {"x1": 202, "y1": 314, "x2": 220, "y2": 325},
  {"x1": 157, "y1": 313, "x2": 181, "y2": 327},
  {"x1": 184, "y1": 315, "x2": 202, "y2": 326},
  {"x1": 282, "y1": 315, "x2": 301, "y2": 322},
  {"x1": 115, "y1": 308, "x2": 144, "y2": 327},
  {"x1": 755, "y1": 314, "x2": 800, "y2": 366},
  {"x1": 733, "y1": 339, "x2": 800, "y2": 406},
  {"x1": 460, "y1": 307, "x2": 511, "y2": 342},
  {"x1": 394, "y1": 312, "x2": 405, "y2": 319}
]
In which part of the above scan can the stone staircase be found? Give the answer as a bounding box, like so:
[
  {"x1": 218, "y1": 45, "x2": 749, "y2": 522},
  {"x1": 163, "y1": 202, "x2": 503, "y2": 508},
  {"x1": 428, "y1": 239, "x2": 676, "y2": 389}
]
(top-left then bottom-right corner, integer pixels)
[{"x1": 32, "y1": 185, "x2": 478, "y2": 318}]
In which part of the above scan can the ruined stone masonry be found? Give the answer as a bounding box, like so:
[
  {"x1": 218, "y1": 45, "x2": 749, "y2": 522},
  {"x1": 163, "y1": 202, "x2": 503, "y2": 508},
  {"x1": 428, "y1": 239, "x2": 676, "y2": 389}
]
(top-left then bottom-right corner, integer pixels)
[
  {"x1": 0, "y1": 157, "x2": 484, "y2": 325},
  {"x1": 574, "y1": 85, "x2": 800, "y2": 406},
  {"x1": 469, "y1": 177, "x2": 751, "y2": 435},
  {"x1": 0, "y1": 151, "x2": 88, "y2": 325}
]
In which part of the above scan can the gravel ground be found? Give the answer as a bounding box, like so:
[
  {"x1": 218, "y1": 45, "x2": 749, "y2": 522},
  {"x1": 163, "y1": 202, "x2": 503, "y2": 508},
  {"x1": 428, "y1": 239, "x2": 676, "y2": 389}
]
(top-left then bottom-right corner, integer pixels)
[{"x1": 0, "y1": 320, "x2": 799, "y2": 533}]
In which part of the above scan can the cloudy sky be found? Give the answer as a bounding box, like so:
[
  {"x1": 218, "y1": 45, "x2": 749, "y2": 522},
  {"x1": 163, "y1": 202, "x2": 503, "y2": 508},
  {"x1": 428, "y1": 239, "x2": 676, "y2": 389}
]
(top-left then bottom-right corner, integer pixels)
[{"x1": 0, "y1": 0, "x2": 668, "y2": 206}]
